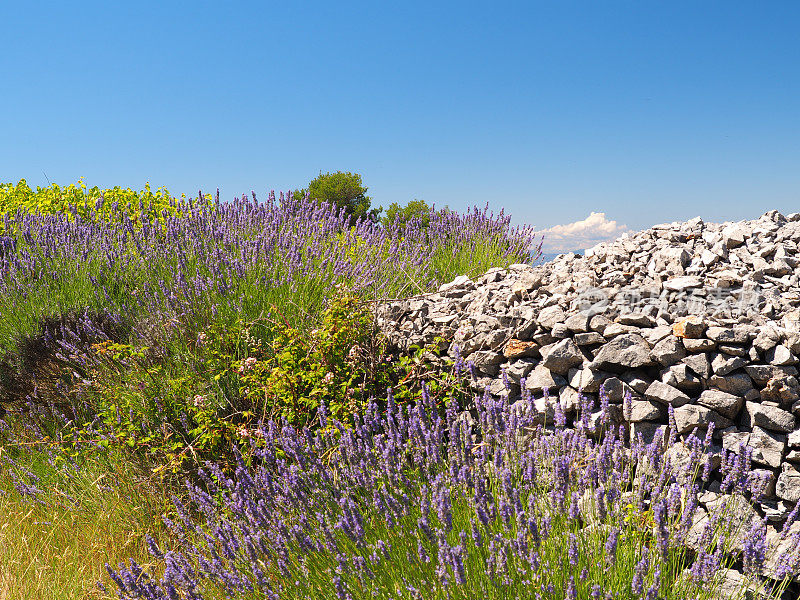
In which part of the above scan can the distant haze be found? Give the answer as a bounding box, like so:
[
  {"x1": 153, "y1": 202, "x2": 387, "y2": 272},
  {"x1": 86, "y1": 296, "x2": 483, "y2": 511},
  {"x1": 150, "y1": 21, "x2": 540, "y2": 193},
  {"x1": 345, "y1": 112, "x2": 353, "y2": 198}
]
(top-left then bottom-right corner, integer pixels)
[{"x1": 536, "y1": 249, "x2": 587, "y2": 264}]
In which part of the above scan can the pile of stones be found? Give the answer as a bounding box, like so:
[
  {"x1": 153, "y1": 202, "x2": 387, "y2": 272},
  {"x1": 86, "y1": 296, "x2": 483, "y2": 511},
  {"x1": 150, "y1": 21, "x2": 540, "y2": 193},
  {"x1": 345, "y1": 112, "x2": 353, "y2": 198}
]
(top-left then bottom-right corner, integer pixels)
[{"x1": 376, "y1": 210, "x2": 800, "y2": 592}]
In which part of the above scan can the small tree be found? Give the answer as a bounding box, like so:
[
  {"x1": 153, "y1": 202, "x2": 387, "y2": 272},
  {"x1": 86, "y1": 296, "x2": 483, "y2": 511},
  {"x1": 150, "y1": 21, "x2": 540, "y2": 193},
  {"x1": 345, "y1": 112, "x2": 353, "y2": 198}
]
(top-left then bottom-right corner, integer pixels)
[
  {"x1": 294, "y1": 171, "x2": 380, "y2": 223},
  {"x1": 381, "y1": 199, "x2": 451, "y2": 235}
]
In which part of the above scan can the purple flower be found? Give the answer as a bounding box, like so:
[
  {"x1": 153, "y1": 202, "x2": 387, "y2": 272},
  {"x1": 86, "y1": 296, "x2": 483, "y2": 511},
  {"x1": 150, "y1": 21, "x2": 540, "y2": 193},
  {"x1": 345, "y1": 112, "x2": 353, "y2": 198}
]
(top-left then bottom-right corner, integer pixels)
[
  {"x1": 568, "y1": 533, "x2": 579, "y2": 566},
  {"x1": 605, "y1": 527, "x2": 619, "y2": 565},
  {"x1": 742, "y1": 518, "x2": 767, "y2": 576},
  {"x1": 631, "y1": 546, "x2": 649, "y2": 595},
  {"x1": 565, "y1": 576, "x2": 577, "y2": 600}
]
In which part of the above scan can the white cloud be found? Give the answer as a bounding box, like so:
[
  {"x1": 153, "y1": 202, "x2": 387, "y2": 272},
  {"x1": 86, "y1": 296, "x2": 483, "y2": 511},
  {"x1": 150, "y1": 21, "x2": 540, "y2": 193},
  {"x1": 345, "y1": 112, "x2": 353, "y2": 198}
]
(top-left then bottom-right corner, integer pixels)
[{"x1": 539, "y1": 212, "x2": 629, "y2": 253}]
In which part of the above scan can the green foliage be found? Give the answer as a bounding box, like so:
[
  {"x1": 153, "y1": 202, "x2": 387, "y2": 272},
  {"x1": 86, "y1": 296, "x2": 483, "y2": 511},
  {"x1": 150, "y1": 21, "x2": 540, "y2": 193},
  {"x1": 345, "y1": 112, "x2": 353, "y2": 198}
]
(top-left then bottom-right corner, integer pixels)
[
  {"x1": 294, "y1": 171, "x2": 380, "y2": 223},
  {"x1": 0, "y1": 178, "x2": 211, "y2": 233},
  {"x1": 41, "y1": 293, "x2": 471, "y2": 475},
  {"x1": 381, "y1": 198, "x2": 445, "y2": 230},
  {"x1": 82, "y1": 335, "x2": 247, "y2": 474},
  {"x1": 232, "y1": 293, "x2": 393, "y2": 427}
]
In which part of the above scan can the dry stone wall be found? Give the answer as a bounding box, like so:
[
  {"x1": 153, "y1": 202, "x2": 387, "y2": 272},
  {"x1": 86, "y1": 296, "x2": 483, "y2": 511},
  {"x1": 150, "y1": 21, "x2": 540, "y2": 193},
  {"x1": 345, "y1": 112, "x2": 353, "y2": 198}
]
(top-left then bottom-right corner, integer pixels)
[{"x1": 377, "y1": 210, "x2": 800, "y2": 528}]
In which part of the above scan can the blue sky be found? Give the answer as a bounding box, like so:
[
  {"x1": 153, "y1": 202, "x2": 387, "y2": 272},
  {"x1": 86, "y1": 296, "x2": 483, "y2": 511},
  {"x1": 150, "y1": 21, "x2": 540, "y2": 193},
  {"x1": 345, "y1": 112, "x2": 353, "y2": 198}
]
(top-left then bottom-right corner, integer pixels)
[{"x1": 2, "y1": 2, "x2": 799, "y2": 251}]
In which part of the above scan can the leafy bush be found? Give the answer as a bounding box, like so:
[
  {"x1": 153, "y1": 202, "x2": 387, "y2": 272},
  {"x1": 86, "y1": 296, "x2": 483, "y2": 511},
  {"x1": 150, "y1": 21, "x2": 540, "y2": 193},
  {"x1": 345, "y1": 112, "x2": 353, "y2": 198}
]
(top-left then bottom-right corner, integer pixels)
[
  {"x1": 232, "y1": 293, "x2": 392, "y2": 427},
  {"x1": 0, "y1": 178, "x2": 212, "y2": 232},
  {"x1": 74, "y1": 294, "x2": 466, "y2": 473},
  {"x1": 381, "y1": 200, "x2": 440, "y2": 233}
]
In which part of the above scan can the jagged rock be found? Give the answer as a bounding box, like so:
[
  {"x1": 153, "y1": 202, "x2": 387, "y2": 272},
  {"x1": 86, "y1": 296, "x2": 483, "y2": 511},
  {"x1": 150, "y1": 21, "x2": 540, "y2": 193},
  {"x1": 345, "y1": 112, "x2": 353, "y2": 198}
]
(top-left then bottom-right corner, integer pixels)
[
  {"x1": 672, "y1": 316, "x2": 706, "y2": 339},
  {"x1": 662, "y1": 364, "x2": 703, "y2": 394},
  {"x1": 487, "y1": 377, "x2": 516, "y2": 397},
  {"x1": 602, "y1": 323, "x2": 640, "y2": 338},
  {"x1": 574, "y1": 331, "x2": 605, "y2": 346},
  {"x1": 707, "y1": 327, "x2": 753, "y2": 344},
  {"x1": 503, "y1": 339, "x2": 539, "y2": 359},
  {"x1": 789, "y1": 429, "x2": 800, "y2": 448},
  {"x1": 718, "y1": 343, "x2": 748, "y2": 357},
  {"x1": 754, "y1": 328, "x2": 781, "y2": 353},
  {"x1": 644, "y1": 381, "x2": 691, "y2": 407},
  {"x1": 621, "y1": 372, "x2": 652, "y2": 394},
  {"x1": 559, "y1": 386, "x2": 584, "y2": 414},
  {"x1": 511, "y1": 271, "x2": 544, "y2": 296},
  {"x1": 673, "y1": 404, "x2": 732, "y2": 435},
  {"x1": 723, "y1": 427, "x2": 786, "y2": 469},
  {"x1": 599, "y1": 376, "x2": 636, "y2": 404},
  {"x1": 589, "y1": 314, "x2": 613, "y2": 334},
  {"x1": 766, "y1": 344, "x2": 798, "y2": 366},
  {"x1": 438, "y1": 274, "x2": 473, "y2": 295},
  {"x1": 617, "y1": 312, "x2": 656, "y2": 327},
  {"x1": 567, "y1": 367, "x2": 609, "y2": 394},
  {"x1": 540, "y1": 338, "x2": 584, "y2": 375},
  {"x1": 742, "y1": 401, "x2": 795, "y2": 433},
  {"x1": 711, "y1": 353, "x2": 748, "y2": 376},
  {"x1": 641, "y1": 325, "x2": 673, "y2": 345},
  {"x1": 627, "y1": 399, "x2": 666, "y2": 422},
  {"x1": 650, "y1": 247, "x2": 690, "y2": 275},
  {"x1": 663, "y1": 275, "x2": 703, "y2": 291},
  {"x1": 470, "y1": 350, "x2": 504, "y2": 368},
  {"x1": 524, "y1": 365, "x2": 566, "y2": 394},
  {"x1": 713, "y1": 270, "x2": 743, "y2": 289},
  {"x1": 651, "y1": 336, "x2": 686, "y2": 366},
  {"x1": 776, "y1": 466, "x2": 800, "y2": 503},
  {"x1": 722, "y1": 224, "x2": 746, "y2": 248},
  {"x1": 697, "y1": 390, "x2": 744, "y2": 420},
  {"x1": 591, "y1": 334, "x2": 654, "y2": 371},
  {"x1": 507, "y1": 359, "x2": 535, "y2": 382},
  {"x1": 564, "y1": 312, "x2": 591, "y2": 333},
  {"x1": 682, "y1": 353, "x2": 711, "y2": 379},
  {"x1": 537, "y1": 305, "x2": 566, "y2": 329},
  {"x1": 682, "y1": 337, "x2": 717, "y2": 353},
  {"x1": 708, "y1": 372, "x2": 755, "y2": 396}
]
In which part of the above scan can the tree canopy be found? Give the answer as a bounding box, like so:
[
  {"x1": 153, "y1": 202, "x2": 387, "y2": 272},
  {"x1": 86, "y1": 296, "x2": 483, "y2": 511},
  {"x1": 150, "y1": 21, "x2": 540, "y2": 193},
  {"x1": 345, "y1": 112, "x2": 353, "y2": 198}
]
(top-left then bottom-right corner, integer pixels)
[
  {"x1": 294, "y1": 171, "x2": 380, "y2": 223},
  {"x1": 381, "y1": 199, "x2": 436, "y2": 230}
]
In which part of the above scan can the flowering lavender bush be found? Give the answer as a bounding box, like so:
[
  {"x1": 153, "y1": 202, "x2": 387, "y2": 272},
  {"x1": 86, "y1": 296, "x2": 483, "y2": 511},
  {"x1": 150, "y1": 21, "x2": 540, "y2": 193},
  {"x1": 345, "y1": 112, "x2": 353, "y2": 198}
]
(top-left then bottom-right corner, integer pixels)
[
  {"x1": 0, "y1": 191, "x2": 537, "y2": 353},
  {"x1": 0, "y1": 188, "x2": 537, "y2": 473},
  {"x1": 104, "y1": 381, "x2": 800, "y2": 600}
]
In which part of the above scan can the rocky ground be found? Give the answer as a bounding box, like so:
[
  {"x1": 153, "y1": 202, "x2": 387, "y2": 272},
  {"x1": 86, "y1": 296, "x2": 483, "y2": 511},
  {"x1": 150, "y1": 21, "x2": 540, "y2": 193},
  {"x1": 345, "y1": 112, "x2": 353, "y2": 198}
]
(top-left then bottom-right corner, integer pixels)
[{"x1": 377, "y1": 210, "x2": 800, "y2": 594}]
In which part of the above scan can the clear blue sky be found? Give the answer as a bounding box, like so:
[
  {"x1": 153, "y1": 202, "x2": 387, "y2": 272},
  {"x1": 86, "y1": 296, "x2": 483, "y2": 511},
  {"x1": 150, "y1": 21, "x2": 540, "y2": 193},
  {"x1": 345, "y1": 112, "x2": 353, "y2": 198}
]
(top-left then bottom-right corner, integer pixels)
[{"x1": 2, "y1": 1, "x2": 799, "y2": 248}]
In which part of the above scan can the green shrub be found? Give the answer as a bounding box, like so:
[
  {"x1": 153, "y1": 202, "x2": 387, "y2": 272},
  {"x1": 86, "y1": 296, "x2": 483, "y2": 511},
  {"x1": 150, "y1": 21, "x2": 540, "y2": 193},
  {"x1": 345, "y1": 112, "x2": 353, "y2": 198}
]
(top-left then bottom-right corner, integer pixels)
[
  {"x1": 0, "y1": 178, "x2": 211, "y2": 232},
  {"x1": 232, "y1": 293, "x2": 392, "y2": 426},
  {"x1": 381, "y1": 198, "x2": 445, "y2": 231}
]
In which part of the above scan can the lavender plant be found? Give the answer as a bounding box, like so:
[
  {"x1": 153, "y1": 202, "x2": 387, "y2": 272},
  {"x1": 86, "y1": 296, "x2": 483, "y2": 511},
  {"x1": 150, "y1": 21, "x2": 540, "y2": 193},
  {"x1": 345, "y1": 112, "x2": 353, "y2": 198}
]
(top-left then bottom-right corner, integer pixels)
[
  {"x1": 104, "y1": 383, "x2": 800, "y2": 600},
  {"x1": 0, "y1": 191, "x2": 537, "y2": 354},
  {"x1": 0, "y1": 189, "x2": 537, "y2": 474}
]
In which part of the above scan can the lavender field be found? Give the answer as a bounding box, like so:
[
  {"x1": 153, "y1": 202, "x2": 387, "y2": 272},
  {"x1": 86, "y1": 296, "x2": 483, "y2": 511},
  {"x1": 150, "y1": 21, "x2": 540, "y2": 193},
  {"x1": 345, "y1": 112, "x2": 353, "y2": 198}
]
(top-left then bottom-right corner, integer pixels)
[{"x1": 0, "y1": 184, "x2": 797, "y2": 599}]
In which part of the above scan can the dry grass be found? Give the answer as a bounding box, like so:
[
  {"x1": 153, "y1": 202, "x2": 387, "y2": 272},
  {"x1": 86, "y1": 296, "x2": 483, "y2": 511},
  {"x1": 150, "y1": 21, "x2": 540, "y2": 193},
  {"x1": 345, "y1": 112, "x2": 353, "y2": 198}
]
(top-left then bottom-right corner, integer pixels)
[{"x1": 0, "y1": 451, "x2": 170, "y2": 600}]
